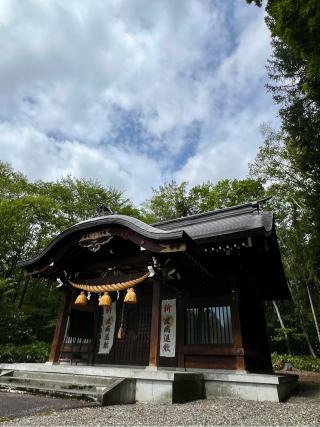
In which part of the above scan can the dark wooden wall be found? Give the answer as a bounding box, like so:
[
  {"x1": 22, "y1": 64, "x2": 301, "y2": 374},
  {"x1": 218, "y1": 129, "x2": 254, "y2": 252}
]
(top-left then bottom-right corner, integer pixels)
[{"x1": 56, "y1": 267, "x2": 273, "y2": 372}]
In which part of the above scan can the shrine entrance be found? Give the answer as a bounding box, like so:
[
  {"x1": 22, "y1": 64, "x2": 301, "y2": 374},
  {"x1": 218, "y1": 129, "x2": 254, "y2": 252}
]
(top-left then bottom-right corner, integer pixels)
[{"x1": 94, "y1": 294, "x2": 152, "y2": 366}]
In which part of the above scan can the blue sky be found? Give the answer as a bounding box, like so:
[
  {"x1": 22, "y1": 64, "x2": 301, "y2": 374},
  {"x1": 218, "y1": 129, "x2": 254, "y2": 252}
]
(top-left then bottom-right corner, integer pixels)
[{"x1": 0, "y1": 0, "x2": 278, "y2": 204}]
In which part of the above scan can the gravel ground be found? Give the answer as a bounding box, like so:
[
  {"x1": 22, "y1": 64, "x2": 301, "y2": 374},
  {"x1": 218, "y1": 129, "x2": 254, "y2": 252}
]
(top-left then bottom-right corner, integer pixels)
[
  {"x1": 2, "y1": 393, "x2": 320, "y2": 426},
  {"x1": 2, "y1": 374, "x2": 320, "y2": 426}
]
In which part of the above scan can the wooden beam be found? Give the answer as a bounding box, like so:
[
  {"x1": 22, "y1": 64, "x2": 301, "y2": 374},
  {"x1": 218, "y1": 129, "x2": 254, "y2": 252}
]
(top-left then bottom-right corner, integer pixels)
[
  {"x1": 231, "y1": 292, "x2": 246, "y2": 370},
  {"x1": 69, "y1": 254, "x2": 153, "y2": 274},
  {"x1": 48, "y1": 288, "x2": 71, "y2": 363},
  {"x1": 181, "y1": 345, "x2": 245, "y2": 356},
  {"x1": 149, "y1": 278, "x2": 161, "y2": 367}
]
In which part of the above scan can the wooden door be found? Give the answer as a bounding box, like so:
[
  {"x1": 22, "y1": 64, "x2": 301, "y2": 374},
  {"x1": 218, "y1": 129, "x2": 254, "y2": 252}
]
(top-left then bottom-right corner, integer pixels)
[
  {"x1": 94, "y1": 296, "x2": 152, "y2": 366},
  {"x1": 60, "y1": 307, "x2": 97, "y2": 364}
]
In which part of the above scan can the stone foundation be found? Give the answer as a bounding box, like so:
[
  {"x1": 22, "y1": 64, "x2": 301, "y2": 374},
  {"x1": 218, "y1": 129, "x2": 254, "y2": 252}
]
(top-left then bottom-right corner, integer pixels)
[{"x1": 0, "y1": 363, "x2": 298, "y2": 403}]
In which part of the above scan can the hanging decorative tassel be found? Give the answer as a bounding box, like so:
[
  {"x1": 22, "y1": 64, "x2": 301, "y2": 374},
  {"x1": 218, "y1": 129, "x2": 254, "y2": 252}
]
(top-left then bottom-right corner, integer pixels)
[
  {"x1": 98, "y1": 291, "x2": 112, "y2": 307},
  {"x1": 124, "y1": 287, "x2": 137, "y2": 304},
  {"x1": 117, "y1": 298, "x2": 126, "y2": 339},
  {"x1": 75, "y1": 291, "x2": 87, "y2": 306},
  {"x1": 117, "y1": 326, "x2": 124, "y2": 339}
]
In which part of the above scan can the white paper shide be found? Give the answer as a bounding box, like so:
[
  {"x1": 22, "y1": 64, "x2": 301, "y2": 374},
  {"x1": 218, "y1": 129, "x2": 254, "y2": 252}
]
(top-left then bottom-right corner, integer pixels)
[
  {"x1": 98, "y1": 302, "x2": 116, "y2": 354},
  {"x1": 160, "y1": 298, "x2": 176, "y2": 357}
]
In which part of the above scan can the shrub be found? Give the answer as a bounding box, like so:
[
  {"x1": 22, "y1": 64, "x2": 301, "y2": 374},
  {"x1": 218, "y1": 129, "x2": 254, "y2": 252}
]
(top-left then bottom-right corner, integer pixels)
[
  {"x1": 272, "y1": 353, "x2": 320, "y2": 372},
  {"x1": 0, "y1": 312, "x2": 36, "y2": 345},
  {"x1": 0, "y1": 342, "x2": 50, "y2": 363}
]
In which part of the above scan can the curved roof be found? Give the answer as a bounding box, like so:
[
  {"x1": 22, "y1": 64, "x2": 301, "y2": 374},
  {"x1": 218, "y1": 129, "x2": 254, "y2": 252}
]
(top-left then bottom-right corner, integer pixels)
[
  {"x1": 19, "y1": 200, "x2": 274, "y2": 269},
  {"x1": 19, "y1": 214, "x2": 184, "y2": 269},
  {"x1": 153, "y1": 205, "x2": 273, "y2": 242}
]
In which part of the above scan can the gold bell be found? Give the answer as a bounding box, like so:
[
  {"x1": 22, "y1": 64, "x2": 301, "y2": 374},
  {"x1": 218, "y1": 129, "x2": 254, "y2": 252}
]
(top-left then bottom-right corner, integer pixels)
[
  {"x1": 124, "y1": 287, "x2": 137, "y2": 304},
  {"x1": 99, "y1": 292, "x2": 112, "y2": 307},
  {"x1": 75, "y1": 291, "x2": 87, "y2": 306}
]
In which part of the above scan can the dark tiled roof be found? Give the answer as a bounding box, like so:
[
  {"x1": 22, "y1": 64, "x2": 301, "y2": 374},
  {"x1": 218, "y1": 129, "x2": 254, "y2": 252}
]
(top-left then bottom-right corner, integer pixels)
[
  {"x1": 19, "y1": 201, "x2": 273, "y2": 268},
  {"x1": 153, "y1": 203, "x2": 273, "y2": 242},
  {"x1": 18, "y1": 215, "x2": 183, "y2": 268}
]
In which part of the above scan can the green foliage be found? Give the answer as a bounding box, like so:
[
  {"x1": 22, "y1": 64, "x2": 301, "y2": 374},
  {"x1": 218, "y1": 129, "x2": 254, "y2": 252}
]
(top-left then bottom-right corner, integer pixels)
[
  {"x1": 272, "y1": 353, "x2": 320, "y2": 373},
  {"x1": 245, "y1": 0, "x2": 320, "y2": 301},
  {"x1": 247, "y1": 0, "x2": 320, "y2": 101},
  {"x1": 270, "y1": 326, "x2": 306, "y2": 354},
  {"x1": 272, "y1": 327, "x2": 304, "y2": 344},
  {"x1": 36, "y1": 175, "x2": 140, "y2": 230},
  {"x1": 251, "y1": 125, "x2": 320, "y2": 356},
  {"x1": 0, "y1": 161, "x2": 137, "y2": 346},
  {"x1": 142, "y1": 181, "x2": 192, "y2": 222},
  {"x1": 1, "y1": 157, "x2": 318, "y2": 358},
  {"x1": 250, "y1": 125, "x2": 316, "y2": 276},
  {"x1": 143, "y1": 178, "x2": 265, "y2": 222},
  {"x1": 264, "y1": 301, "x2": 315, "y2": 356},
  {"x1": 0, "y1": 312, "x2": 35, "y2": 345},
  {"x1": 0, "y1": 342, "x2": 50, "y2": 363}
]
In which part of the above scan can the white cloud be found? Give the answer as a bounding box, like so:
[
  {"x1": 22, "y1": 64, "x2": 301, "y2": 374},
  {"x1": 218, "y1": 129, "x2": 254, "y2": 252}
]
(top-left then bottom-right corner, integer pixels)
[
  {"x1": 0, "y1": 122, "x2": 163, "y2": 203},
  {"x1": 0, "y1": 0, "x2": 277, "y2": 205},
  {"x1": 175, "y1": 8, "x2": 279, "y2": 186}
]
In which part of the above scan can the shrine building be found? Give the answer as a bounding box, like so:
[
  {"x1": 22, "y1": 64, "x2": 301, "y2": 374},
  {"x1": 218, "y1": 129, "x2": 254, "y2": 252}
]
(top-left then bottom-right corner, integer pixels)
[
  {"x1": 13, "y1": 200, "x2": 298, "y2": 403},
  {"x1": 19, "y1": 199, "x2": 289, "y2": 371}
]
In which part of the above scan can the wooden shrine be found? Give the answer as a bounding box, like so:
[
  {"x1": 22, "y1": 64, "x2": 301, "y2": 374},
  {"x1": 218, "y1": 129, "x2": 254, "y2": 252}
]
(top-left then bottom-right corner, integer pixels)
[{"x1": 19, "y1": 200, "x2": 289, "y2": 372}]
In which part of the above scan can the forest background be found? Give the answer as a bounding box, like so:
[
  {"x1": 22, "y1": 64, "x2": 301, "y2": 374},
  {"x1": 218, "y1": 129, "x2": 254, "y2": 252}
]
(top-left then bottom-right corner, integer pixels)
[{"x1": 0, "y1": 0, "x2": 320, "y2": 362}]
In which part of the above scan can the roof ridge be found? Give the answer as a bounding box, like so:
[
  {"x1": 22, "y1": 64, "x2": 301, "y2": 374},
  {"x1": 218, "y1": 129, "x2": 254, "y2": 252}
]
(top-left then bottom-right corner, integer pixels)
[
  {"x1": 152, "y1": 200, "x2": 262, "y2": 228},
  {"x1": 155, "y1": 207, "x2": 258, "y2": 231}
]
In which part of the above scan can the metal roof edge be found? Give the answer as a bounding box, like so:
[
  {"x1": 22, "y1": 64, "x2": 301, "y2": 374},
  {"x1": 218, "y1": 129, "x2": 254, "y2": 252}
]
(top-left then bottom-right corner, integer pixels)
[{"x1": 152, "y1": 198, "x2": 272, "y2": 229}]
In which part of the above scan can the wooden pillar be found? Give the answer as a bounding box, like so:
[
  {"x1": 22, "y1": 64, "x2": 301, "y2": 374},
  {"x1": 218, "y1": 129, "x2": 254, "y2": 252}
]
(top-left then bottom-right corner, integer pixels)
[
  {"x1": 231, "y1": 292, "x2": 246, "y2": 370},
  {"x1": 149, "y1": 278, "x2": 161, "y2": 367},
  {"x1": 48, "y1": 288, "x2": 71, "y2": 363},
  {"x1": 177, "y1": 297, "x2": 185, "y2": 368}
]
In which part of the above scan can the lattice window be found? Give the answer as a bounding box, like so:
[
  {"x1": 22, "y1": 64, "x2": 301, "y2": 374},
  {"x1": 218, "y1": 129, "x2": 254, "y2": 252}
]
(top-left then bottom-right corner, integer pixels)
[{"x1": 185, "y1": 306, "x2": 233, "y2": 345}]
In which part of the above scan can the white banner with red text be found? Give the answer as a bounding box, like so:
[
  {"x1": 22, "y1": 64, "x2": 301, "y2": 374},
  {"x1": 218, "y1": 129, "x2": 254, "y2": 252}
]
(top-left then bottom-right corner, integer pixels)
[{"x1": 160, "y1": 298, "x2": 176, "y2": 357}]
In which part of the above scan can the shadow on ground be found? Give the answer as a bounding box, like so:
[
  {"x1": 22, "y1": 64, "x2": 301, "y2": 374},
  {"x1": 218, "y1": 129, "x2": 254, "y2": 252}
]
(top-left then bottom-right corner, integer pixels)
[
  {"x1": 287, "y1": 381, "x2": 320, "y2": 403},
  {"x1": 0, "y1": 391, "x2": 97, "y2": 422}
]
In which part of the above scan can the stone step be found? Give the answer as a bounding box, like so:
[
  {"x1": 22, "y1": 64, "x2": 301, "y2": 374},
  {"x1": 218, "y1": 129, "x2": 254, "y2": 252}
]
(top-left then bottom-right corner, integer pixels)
[
  {"x1": 0, "y1": 381, "x2": 99, "y2": 401},
  {"x1": 10, "y1": 370, "x2": 118, "y2": 386},
  {"x1": 0, "y1": 371, "x2": 135, "y2": 405},
  {"x1": 0, "y1": 376, "x2": 113, "y2": 391}
]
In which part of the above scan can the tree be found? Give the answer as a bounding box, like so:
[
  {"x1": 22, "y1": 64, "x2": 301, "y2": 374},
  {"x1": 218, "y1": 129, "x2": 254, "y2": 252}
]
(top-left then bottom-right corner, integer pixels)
[
  {"x1": 250, "y1": 126, "x2": 319, "y2": 354},
  {"x1": 142, "y1": 178, "x2": 266, "y2": 222},
  {"x1": 0, "y1": 162, "x2": 139, "y2": 344},
  {"x1": 245, "y1": 0, "x2": 320, "y2": 354},
  {"x1": 36, "y1": 176, "x2": 141, "y2": 230},
  {"x1": 247, "y1": 0, "x2": 320, "y2": 102},
  {"x1": 246, "y1": 0, "x2": 320, "y2": 282}
]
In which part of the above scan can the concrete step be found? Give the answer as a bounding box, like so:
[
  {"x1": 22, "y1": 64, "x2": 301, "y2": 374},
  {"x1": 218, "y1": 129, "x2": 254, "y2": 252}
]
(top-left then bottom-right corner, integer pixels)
[
  {"x1": 0, "y1": 381, "x2": 99, "y2": 401},
  {"x1": 9, "y1": 370, "x2": 119, "y2": 386},
  {"x1": 0, "y1": 371, "x2": 135, "y2": 406},
  {"x1": 0, "y1": 376, "x2": 111, "y2": 391}
]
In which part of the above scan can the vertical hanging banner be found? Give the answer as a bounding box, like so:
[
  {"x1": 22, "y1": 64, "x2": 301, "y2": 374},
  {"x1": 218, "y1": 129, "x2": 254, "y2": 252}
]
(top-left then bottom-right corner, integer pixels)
[
  {"x1": 160, "y1": 299, "x2": 176, "y2": 357},
  {"x1": 98, "y1": 302, "x2": 116, "y2": 354}
]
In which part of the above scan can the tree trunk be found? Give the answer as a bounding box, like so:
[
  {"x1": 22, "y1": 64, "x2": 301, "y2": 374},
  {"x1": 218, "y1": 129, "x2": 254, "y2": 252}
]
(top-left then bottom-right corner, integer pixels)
[
  {"x1": 18, "y1": 277, "x2": 30, "y2": 309},
  {"x1": 298, "y1": 311, "x2": 316, "y2": 357},
  {"x1": 272, "y1": 300, "x2": 292, "y2": 355},
  {"x1": 306, "y1": 283, "x2": 320, "y2": 345},
  {"x1": 287, "y1": 281, "x2": 316, "y2": 357}
]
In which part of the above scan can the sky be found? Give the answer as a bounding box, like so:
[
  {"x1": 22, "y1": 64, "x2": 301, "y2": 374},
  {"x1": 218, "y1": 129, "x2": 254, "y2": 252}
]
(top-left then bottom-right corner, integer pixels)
[{"x1": 0, "y1": 0, "x2": 278, "y2": 205}]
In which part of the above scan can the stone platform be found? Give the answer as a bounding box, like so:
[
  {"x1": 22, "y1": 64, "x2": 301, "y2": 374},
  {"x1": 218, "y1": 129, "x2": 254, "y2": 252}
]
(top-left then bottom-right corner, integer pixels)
[{"x1": 0, "y1": 363, "x2": 298, "y2": 404}]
